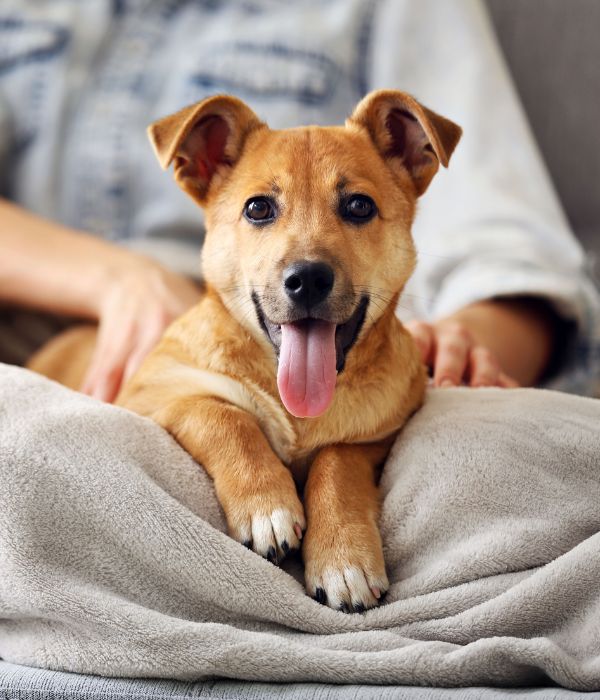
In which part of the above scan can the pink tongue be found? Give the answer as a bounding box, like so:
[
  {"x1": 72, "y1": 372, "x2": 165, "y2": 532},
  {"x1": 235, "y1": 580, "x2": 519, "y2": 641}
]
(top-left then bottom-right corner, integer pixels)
[{"x1": 277, "y1": 321, "x2": 337, "y2": 417}]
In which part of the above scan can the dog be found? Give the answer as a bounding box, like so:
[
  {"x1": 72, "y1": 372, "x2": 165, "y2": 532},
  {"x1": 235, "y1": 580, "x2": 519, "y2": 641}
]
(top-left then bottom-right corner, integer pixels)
[{"x1": 28, "y1": 89, "x2": 461, "y2": 612}]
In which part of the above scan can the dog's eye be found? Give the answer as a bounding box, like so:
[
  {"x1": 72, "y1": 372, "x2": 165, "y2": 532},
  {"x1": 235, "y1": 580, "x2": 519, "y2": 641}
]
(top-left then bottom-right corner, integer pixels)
[
  {"x1": 341, "y1": 194, "x2": 377, "y2": 223},
  {"x1": 243, "y1": 197, "x2": 276, "y2": 224}
]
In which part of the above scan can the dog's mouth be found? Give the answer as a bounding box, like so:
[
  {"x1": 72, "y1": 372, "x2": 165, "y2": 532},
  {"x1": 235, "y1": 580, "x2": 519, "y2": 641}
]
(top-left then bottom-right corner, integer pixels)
[{"x1": 251, "y1": 293, "x2": 369, "y2": 418}]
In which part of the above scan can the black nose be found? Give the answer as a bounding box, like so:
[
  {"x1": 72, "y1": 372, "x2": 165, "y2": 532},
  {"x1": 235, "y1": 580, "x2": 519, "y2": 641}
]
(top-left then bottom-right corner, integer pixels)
[{"x1": 283, "y1": 261, "x2": 335, "y2": 308}]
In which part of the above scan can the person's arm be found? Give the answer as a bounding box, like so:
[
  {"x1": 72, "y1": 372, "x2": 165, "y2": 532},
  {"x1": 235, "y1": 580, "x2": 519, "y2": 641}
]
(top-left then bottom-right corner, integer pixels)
[
  {"x1": 406, "y1": 297, "x2": 561, "y2": 388},
  {"x1": 0, "y1": 199, "x2": 201, "y2": 401},
  {"x1": 370, "y1": 0, "x2": 600, "y2": 392}
]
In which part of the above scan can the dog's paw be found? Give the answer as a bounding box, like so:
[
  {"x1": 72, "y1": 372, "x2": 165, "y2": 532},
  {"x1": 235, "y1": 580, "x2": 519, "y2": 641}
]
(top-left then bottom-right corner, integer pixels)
[
  {"x1": 303, "y1": 525, "x2": 389, "y2": 612},
  {"x1": 218, "y1": 472, "x2": 306, "y2": 564},
  {"x1": 239, "y1": 507, "x2": 306, "y2": 563}
]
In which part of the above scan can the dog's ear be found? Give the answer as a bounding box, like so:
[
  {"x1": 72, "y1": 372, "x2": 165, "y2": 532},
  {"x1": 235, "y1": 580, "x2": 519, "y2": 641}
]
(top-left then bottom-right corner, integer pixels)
[
  {"x1": 148, "y1": 95, "x2": 264, "y2": 204},
  {"x1": 347, "y1": 90, "x2": 462, "y2": 196}
]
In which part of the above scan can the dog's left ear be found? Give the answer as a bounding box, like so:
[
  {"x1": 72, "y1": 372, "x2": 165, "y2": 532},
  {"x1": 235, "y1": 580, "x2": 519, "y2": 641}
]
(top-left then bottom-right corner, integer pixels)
[
  {"x1": 148, "y1": 95, "x2": 265, "y2": 204},
  {"x1": 348, "y1": 90, "x2": 462, "y2": 196}
]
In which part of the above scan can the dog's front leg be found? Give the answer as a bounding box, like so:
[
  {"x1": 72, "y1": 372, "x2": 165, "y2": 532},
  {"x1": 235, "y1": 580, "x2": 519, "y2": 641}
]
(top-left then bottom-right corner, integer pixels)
[
  {"x1": 153, "y1": 396, "x2": 305, "y2": 563},
  {"x1": 303, "y1": 441, "x2": 393, "y2": 612}
]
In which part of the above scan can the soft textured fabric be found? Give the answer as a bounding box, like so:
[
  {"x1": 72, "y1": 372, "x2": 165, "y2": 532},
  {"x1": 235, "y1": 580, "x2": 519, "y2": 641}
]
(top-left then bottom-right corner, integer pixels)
[
  {"x1": 1, "y1": 0, "x2": 599, "y2": 393},
  {"x1": 1, "y1": 364, "x2": 600, "y2": 689},
  {"x1": 2, "y1": 662, "x2": 600, "y2": 700}
]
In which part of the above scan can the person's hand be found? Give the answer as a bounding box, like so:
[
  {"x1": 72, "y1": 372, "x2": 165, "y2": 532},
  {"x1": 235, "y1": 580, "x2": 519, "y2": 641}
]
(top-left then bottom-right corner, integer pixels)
[
  {"x1": 0, "y1": 200, "x2": 203, "y2": 401},
  {"x1": 406, "y1": 317, "x2": 519, "y2": 388},
  {"x1": 81, "y1": 261, "x2": 202, "y2": 402}
]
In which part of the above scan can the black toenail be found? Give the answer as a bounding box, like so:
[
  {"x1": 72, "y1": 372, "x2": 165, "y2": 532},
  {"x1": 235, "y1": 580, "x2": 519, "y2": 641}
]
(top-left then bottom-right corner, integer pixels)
[
  {"x1": 354, "y1": 603, "x2": 366, "y2": 613},
  {"x1": 314, "y1": 587, "x2": 327, "y2": 605},
  {"x1": 338, "y1": 602, "x2": 350, "y2": 614},
  {"x1": 379, "y1": 589, "x2": 388, "y2": 603},
  {"x1": 267, "y1": 546, "x2": 277, "y2": 563},
  {"x1": 243, "y1": 540, "x2": 252, "y2": 549},
  {"x1": 281, "y1": 540, "x2": 290, "y2": 554}
]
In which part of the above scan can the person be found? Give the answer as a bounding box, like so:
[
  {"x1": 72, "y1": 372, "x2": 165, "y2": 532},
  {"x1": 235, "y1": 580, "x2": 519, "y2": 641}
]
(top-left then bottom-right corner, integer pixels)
[{"x1": 1, "y1": 0, "x2": 598, "y2": 403}]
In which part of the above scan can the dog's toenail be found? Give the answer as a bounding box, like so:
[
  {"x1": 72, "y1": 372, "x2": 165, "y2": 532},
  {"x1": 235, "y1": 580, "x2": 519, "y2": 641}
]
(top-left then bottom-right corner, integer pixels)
[
  {"x1": 354, "y1": 603, "x2": 366, "y2": 613},
  {"x1": 281, "y1": 540, "x2": 289, "y2": 554},
  {"x1": 294, "y1": 523, "x2": 303, "y2": 540},
  {"x1": 243, "y1": 540, "x2": 252, "y2": 549},
  {"x1": 267, "y1": 545, "x2": 277, "y2": 563},
  {"x1": 314, "y1": 587, "x2": 327, "y2": 605},
  {"x1": 338, "y1": 602, "x2": 350, "y2": 614}
]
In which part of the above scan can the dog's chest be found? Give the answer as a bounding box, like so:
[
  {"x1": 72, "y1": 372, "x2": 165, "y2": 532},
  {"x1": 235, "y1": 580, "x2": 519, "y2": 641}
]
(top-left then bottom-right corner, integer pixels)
[
  {"x1": 204, "y1": 344, "x2": 422, "y2": 471},
  {"x1": 170, "y1": 297, "x2": 422, "y2": 472},
  {"x1": 275, "y1": 378, "x2": 412, "y2": 470}
]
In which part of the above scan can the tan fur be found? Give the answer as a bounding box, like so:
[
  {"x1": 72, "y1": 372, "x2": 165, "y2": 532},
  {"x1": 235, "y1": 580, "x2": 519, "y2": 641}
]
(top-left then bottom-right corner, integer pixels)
[
  {"x1": 27, "y1": 325, "x2": 96, "y2": 390},
  {"x1": 29, "y1": 90, "x2": 461, "y2": 611}
]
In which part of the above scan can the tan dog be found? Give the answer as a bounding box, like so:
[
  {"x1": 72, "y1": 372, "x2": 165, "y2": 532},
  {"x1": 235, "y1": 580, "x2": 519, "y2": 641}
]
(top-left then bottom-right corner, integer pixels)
[{"x1": 29, "y1": 90, "x2": 461, "y2": 612}]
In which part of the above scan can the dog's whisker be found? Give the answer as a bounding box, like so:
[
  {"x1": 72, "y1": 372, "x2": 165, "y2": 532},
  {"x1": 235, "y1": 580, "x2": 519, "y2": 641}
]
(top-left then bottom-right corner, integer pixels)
[{"x1": 355, "y1": 284, "x2": 435, "y2": 308}]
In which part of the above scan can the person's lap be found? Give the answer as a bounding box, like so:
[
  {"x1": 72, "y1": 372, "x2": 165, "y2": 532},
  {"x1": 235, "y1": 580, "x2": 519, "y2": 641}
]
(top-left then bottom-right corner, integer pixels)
[{"x1": 1, "y1": 365, "x2": 599, "y2": 688}]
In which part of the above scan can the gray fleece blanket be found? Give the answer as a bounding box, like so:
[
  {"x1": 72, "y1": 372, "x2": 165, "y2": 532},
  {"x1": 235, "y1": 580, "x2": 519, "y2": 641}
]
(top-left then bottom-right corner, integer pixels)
[{"x1": 1, "y1": 363, "x2": 600, "y2": 689}]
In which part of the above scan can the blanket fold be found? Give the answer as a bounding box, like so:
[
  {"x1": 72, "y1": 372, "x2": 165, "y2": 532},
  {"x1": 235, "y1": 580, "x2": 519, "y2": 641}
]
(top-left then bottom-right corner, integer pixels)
[{"x1": 1, "y1": 364, "x2": 600, "y2": 688}]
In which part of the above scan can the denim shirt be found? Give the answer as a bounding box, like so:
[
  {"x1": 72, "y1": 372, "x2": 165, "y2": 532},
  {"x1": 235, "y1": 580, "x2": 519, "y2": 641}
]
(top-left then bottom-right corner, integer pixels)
[{"x1": 1, "y1": 0, "x2": 599, "y2": 394}]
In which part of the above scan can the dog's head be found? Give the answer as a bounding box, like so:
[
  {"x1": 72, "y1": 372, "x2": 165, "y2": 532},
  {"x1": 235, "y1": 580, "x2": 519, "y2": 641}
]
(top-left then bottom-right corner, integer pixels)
[{"x1": 148, "y1": 90, "x2": 461, "y2": 418}]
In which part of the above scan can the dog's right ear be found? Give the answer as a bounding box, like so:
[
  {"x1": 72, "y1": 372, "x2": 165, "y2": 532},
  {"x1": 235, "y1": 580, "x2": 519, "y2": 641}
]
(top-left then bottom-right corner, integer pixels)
[{"x1": 148, "y1": 95, "x2": 265, "y2": 204}]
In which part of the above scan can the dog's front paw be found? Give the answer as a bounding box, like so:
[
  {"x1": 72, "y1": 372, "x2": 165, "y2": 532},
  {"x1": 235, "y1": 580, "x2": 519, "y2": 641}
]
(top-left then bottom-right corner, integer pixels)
[
  {"x1": 217, "y1": 469, "x2": 306, "y2": 564},
  {"x1": 303, "y1": 523, "x2": 389, "y2": 612}
]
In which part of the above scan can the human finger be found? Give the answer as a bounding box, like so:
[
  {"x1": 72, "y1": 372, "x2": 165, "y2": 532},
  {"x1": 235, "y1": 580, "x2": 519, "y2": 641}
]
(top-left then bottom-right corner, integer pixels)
[
  {"x1": 498, "y1": 372, "x2": 520, "y2": 388},
  {"x1": 81, "y1": 357, "x2": 126, "y2": 403},
  {"x1": 80, "y1": 319, "x2": 135, "y2": 402},
  {"x1": 122, "y1": 318, "x2": 167, "y2": 384},
  {"x1": 432, "y1": 322, "x2": 472, "y2": 387},
  {"x1": 468, "y1": 345, "x2": 502, "y2": 387}
]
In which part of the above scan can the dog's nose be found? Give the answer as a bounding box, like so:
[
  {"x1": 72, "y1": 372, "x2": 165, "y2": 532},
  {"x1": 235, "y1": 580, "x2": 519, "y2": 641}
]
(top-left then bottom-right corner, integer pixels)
[{"x1": 283, "y1": 261, "x2": 335, "y2": 308}]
